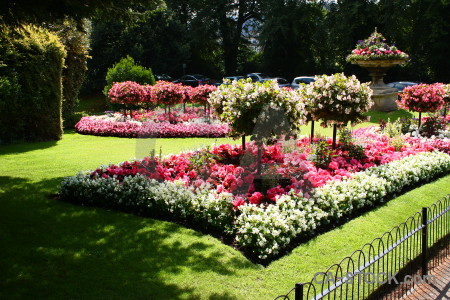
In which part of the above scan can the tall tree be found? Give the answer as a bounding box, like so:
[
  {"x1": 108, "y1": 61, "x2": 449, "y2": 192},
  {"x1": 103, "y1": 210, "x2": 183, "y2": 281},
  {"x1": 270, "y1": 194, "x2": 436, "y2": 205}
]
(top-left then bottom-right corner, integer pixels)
[
  {"x1": 259, "y1": 0, "x2": 325, "y2": 79},
  {"x1": 167, "y1": 0, "x2": 261, "y2": 75}
]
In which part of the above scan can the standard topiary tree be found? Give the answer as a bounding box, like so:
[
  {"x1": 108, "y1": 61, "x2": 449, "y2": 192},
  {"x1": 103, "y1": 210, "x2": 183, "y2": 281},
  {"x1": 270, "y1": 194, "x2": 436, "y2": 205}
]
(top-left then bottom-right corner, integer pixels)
[
  {"x1": 303, "y1": 73, "x2": 373, "y2": 148},
  {"x1": 209, "y1": 78, "x2": 306, "y2": 175},
  {"x1": 189, "y1": 84, "x2": 217, "y2": 119},
  {"x1": 103, "y1": 55, "x2": 155, "y2": 108},
  {"x1": 396, "y1": 83, "x2": 445, "y2": 128},
  {"x1": 443, "y1": 84, "x2": 450, "y2": 116},
  {"x1": 107, "y1": 81, "x2": 148, "y2": 118},
  {"x1": 151, "y1": 81, "x2": 185, "y2": 123}
]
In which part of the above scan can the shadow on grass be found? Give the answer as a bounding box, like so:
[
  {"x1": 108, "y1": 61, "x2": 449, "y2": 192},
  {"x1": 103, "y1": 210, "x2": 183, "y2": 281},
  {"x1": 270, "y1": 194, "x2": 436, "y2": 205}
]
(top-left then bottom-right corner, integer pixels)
[
  {"x1": 0, "y1": 140, "x2": 58, "y2": 155},
  {"x1": 366, "y1": 109, "x2": 414, "y2": 124},
  {"x1": 0, "y1": 176, "x2": 247, "y2": 299}
]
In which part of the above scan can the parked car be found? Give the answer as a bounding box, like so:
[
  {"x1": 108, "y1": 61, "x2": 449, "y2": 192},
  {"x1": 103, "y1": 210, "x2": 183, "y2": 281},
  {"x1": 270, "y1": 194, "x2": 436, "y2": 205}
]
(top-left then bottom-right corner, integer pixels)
[
  {"x1": 214, "y1": 76, "x2": 246, "y2": 86},
  {"x1": 173, "y1": 74, "x2": 211, "y2": 87},
  {"x1": 291, "y1": 76, "x2": 316, "y2": 90},
  {"x1": 246, "y1": 73, "x2": 271, "y2": 82},
  {"x1": 154, "y1": 74, "x2": 173, "y2": 82},
  {"x1": 387, "y1": 81, "x2": 420, "y2": 92},
  {"x1": 261, "y1": 77, "x2": 291, "y2": 88}
]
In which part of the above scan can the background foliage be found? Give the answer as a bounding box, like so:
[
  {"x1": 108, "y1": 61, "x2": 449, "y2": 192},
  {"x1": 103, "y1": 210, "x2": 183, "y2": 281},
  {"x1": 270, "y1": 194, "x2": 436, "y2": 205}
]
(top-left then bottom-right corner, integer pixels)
[{"x1": 83, "y1": 0, "x2": 450, "y2": 94}]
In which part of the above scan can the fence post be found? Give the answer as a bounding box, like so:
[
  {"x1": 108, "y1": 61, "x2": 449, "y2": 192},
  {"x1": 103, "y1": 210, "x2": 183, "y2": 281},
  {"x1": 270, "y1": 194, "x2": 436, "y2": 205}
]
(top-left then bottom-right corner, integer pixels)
[
  {"x1": 422, "y1": 207, "x2": 428, "y2": 276},
  {"x1": 295, "y1": 283, "x2": 303, "y2": 300}
]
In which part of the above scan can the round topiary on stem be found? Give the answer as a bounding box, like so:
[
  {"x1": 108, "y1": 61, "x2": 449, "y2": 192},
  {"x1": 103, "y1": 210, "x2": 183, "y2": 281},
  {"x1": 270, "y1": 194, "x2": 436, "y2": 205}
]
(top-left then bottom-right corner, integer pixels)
[
  {"x1": 304, "y1": 73, "x2": 373, "y2": 148},
  {"x1": 209, "y1": 78, "x2": 306, "y2": 176},
  {"x1": 151, "y1": 81, "x2": 185, "y2": 123},
  {"x1": 396, "y1": 83, "x2": 445, "y2": 128},
  {"x1": 189, "y1": 84, "x2": 217, "y2": 120},
  {"x1": 107, "y1": 81, "x2": 147, "y2": 118}
]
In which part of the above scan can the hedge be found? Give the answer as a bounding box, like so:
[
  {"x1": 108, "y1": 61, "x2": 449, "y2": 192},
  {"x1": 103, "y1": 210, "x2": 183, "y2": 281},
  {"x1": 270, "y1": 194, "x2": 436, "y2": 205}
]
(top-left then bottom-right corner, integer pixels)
[{"x1": 0, "y1": 25, "x2": 66, "y2": 143}]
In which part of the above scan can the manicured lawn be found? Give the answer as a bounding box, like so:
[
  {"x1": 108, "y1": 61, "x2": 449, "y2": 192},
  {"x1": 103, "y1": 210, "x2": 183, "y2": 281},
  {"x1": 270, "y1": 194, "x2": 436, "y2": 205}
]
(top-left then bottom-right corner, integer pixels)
[{"x1": 1, "y1": 126, "x2": 448, "y2": 299}]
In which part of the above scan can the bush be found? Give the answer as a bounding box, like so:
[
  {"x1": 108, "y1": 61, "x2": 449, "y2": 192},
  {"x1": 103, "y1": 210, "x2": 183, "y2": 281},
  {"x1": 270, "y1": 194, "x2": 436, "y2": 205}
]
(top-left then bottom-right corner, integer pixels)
[
  {"x1": 45, "y1": 19, "x2": 90, "y2": 127},
  {"x1": 151, "y1": 81, "x2": 185, "y2": 107},
  {"x1": 103, "y1": 55, "x2": 155, "y2": 98},
  {"x1": 0, "y1": 26, "x2": 66, "y2": 143}
]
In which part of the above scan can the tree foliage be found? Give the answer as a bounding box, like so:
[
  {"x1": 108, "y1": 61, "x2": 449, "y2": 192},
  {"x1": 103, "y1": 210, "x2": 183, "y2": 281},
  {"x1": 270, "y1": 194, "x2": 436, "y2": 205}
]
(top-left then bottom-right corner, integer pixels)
[{"x1": 1, "y1": 0, "x2": 163, "y2": 28}]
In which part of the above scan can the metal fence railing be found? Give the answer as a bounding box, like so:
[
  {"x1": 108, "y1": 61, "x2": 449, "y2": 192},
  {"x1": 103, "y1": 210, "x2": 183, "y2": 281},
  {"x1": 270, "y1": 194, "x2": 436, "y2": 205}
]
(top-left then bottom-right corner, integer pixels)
[{"x1": 274, "y1": 194, "x2": 450, "y2": 300}]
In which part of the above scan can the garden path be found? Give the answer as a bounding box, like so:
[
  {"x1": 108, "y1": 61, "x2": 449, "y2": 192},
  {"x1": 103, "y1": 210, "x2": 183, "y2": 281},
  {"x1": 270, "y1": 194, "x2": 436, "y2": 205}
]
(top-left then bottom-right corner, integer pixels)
[{"x1": 401, "y1": 256, "x2": 450, "y2": 299}]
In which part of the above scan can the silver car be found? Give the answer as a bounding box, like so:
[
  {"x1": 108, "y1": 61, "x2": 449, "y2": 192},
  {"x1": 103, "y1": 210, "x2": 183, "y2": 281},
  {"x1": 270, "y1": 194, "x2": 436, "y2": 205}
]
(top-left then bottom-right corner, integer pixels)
[{"x1": 291, "y1": 76, "x2": 316, "y2": 90}]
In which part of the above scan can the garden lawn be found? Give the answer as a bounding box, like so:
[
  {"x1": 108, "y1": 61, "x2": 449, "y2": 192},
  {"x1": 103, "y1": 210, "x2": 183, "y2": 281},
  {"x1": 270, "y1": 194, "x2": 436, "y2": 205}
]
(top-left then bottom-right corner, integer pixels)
[{"x1": 0, "y1": 130, "x2": 449, "y2": 299}]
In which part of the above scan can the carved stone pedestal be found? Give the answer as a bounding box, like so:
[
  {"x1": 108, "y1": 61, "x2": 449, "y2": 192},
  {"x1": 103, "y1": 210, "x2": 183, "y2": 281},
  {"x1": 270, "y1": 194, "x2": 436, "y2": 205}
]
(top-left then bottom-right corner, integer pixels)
[{"x1": 352, "y1": 59, "x2": 406, "y2": 112}]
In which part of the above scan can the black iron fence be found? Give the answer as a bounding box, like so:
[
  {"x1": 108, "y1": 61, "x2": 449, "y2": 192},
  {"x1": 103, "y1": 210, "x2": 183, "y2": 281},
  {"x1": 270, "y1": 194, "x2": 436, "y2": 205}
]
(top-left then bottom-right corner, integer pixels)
[{"x1": 274, "y1": 194, "x2": 450, "y2": 300}]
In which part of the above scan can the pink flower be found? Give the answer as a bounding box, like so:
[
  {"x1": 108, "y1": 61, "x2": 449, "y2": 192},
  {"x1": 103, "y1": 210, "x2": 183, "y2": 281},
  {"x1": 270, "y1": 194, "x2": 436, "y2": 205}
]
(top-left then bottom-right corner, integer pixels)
[
  {"x1": 232, "y1": 196, "x2": 246, "y2": 209},
  {"x1": 328, "y1": 161, "x2": 339, "y2": 170}
]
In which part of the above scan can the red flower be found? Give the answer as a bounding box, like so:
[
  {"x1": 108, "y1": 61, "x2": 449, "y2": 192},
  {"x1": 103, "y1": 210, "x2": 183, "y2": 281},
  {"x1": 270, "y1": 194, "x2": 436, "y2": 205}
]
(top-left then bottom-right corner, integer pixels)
[{"x1": 248, "y1": 192, "x2": 264, "y2": 205}]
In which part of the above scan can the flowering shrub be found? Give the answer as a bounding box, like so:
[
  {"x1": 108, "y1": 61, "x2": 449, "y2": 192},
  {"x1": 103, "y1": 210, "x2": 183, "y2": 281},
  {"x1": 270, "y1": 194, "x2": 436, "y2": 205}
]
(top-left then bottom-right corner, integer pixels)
[
  {"x1": 397, "y1": 83, "x2": 446, "y2": 113},
  {"x1": 209, "y1": 78, "x2": 306, "y2": 141},
  {"x1": 151, "y1": 80, "x2": 185, "y2": 106},
  {"x1": 107, "y1": 81, "x2": 148, "y2": 106},
  {"x1": 303, "y1": 73, "x2": 373, "y2": 127},
  {"x1": 189, "y1": 84, "x2": 217, "y2": 104},
  {"x1": 346, "y1": 30, "x2": 409, "y2": 62}
]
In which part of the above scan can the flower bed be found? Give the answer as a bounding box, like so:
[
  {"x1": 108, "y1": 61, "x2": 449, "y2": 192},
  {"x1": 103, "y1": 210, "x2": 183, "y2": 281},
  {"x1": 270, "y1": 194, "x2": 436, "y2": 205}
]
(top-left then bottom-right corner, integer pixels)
[
  {"x1": 346, "y1": 30, "x2": 409, "y2": 62},
  {"x1": 75, "y1": 107, "x2": 230, "y2": 138},
  {"x1": 60, "y1": 127, "x2": 450, "y2": 262}
]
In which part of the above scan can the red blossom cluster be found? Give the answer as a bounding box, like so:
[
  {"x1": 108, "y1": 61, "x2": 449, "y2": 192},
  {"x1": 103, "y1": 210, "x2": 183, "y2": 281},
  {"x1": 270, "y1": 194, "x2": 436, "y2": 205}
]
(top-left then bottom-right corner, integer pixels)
[
  {"x1": 351, "y1": 48, "x2": 405, "y2": 56},
  {"x1": 397, "y1": 83, "x2": 446, "y2": 113},
  {"x1": 108, "y1": 81, "x2": 149, "y2": 106},
  {"x1": 107, "y1": 80, "x2": 217, "y2": 107},
  {"x1": 188, "y1": 84, "x2": 217, "y2": 104},
  {"x1": 151, "y1": 81, "x2": 185, "y2": 106}
]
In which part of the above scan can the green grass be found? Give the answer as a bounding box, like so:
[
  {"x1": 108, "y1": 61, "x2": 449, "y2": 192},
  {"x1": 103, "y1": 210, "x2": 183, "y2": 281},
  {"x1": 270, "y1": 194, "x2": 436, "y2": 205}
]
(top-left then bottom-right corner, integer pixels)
[{"x1": 1, "y1": 125, "x2": 449, "y2": 299}]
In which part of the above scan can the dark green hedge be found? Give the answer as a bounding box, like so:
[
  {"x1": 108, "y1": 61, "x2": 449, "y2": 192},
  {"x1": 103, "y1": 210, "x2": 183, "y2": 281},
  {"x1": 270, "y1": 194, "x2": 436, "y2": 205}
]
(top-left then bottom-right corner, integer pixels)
[{"x1": 0, "y1": 26, "x2": 66, "y2": 143}]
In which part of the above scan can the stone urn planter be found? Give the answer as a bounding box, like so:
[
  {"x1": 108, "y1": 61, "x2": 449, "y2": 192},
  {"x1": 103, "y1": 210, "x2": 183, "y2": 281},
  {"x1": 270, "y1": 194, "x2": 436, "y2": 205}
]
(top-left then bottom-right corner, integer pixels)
[{"x1": 352, "y1": 59, "x2": 406, "y2": 112}]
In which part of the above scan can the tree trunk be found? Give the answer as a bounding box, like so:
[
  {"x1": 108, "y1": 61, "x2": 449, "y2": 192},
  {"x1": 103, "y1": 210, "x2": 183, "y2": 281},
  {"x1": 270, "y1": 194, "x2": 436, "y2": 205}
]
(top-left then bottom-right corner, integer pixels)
[{"x1": 332, "y1": 124, "x2": 337, "y2": 149}]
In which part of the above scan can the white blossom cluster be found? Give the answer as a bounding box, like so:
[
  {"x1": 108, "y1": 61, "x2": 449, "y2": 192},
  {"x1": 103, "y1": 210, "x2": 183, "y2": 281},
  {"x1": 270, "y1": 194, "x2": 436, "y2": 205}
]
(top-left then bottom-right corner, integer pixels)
[
  {"x1": 235, "y1": 191, "x2": 327, "y2": 260},
  {"x1": 303, "y1": 73, "x2": 373, "y2": 127},
  {"x1": 208, "y1": 78, "x2": 306, "y2": 139},
  {"x1": 235, "y1": 151, "x2": 450, "y2": 260},
  {"x1": 60, "y1": 174, "x2": 235, "y2": 232}
]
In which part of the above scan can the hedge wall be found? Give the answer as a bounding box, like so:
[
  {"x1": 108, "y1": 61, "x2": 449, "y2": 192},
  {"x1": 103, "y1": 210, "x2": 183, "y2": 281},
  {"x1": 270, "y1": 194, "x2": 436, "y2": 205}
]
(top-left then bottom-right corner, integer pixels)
[{"x1": 0, "y1": 26, "x2": 66, "y2": 143}]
